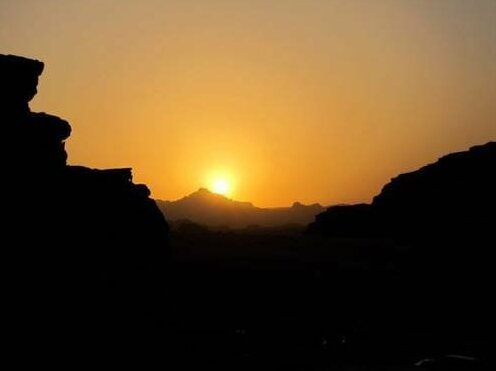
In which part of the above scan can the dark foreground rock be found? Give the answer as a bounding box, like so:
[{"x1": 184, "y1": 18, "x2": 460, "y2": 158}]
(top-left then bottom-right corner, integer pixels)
[
  {"x1": 1, "y1": 54, "x2": 169, "y2": 363},
  {"x1": 308, "y1": 142, "x2": 495, "y2": 365}
]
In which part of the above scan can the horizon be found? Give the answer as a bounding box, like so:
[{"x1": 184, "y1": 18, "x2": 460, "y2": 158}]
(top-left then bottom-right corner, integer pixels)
[
  {"x1": 2, "y1": 0, "x2": 495, "y2": 207},
  {"x1": 162, "y1": 186, "x2": 326, "y2": 207}
]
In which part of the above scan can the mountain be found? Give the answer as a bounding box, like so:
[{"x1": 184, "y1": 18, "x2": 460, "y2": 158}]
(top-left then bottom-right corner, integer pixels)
[{"x1": 156, "y1": 188, "x2": 324, "y2": 228}]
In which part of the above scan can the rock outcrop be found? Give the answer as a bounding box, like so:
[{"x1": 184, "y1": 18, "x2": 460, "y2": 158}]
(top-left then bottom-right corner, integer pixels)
[
  {"x1": 308, "y1": 142, "x2": 496, "y2": 239},
  {"x1": 308, "y1": 143, "x2": 495, "y2": 356},
  {"x1": 1, "y1": 54, "x2": 169, "y2": 361}
]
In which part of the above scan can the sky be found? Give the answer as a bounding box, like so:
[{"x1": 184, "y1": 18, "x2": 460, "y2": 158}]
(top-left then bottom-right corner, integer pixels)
[{"x1": 1, "y1": 0, "x2": 495, "y2": 206}]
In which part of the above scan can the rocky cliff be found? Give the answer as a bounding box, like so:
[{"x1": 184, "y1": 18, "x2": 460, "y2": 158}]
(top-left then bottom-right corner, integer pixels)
[
  {"x1": 308, "y1": 143, "x2": 495, "y2": 356},
  {"x1": 1, "y1": 54, "x2": 169, "y2": 361},
  {"x1": 309, "y1": 142, "x2": 496, "y2": 239}
]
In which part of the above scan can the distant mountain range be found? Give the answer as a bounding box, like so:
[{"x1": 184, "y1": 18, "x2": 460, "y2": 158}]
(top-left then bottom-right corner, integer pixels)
[{"x1": 156, "y1": 188, "x2": 325, "y2": 228}]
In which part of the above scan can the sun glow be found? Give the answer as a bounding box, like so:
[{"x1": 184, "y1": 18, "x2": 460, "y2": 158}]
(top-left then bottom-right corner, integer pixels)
[{"x1": 211, "y1": 178, "x2": 231, "y2": 196}]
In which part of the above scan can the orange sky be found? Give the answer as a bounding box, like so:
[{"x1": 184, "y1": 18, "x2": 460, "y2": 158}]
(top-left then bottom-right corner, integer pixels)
[{"x1": 2, "y1": 0, "x2": 495, "y2": 206}]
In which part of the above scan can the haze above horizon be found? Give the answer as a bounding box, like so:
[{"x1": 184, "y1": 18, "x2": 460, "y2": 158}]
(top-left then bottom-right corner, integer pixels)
[{"x1": 1, "y1": 0, "x2": 495, "y2": 207}]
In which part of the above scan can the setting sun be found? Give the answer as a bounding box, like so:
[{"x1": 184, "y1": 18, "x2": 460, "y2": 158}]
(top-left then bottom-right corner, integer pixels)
[
  {"x1": 5, "y1": 0, "x2": 494, "y2": 207},
  {"x1": 211, "y1": 178, "x2": 231, "y2": 196}
]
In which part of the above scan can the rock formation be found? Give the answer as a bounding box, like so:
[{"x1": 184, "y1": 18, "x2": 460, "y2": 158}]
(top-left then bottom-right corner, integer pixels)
[
  {"x1": 1, "y1": 54, "x2": 169, "y2": 361},
  {"x1": 308, "y1": 142, "x2": 496, "y2": 239},
  {"x1": 308, "y1": 142, "x2": 495, "y2": 353}
]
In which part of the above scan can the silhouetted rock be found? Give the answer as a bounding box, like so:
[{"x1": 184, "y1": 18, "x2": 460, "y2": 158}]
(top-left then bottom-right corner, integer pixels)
[
  {"x1": 2, "y1": 54, "x2": 169, "y2": 361},
  {"x1": 157, "y1": 188, "x2": 325, "y2": 228},
  {"x1": 1, "y1": 55, "x2": 70, "y2": 172},
  {"x1": 0, "y1": 54, "x2": 43, "y2": 113},
  {"x1": 309, "y1": 142, "x2": 496, "y2": 239},
  {"x1": 373, "y1": 142, "x2": 495, "y2": 235},
  {"x1": 308, "y1": 203, "x2": 377, "y2": 237},
  {"x1": 308, "y1": 142, "x2": 495, "y2": 358}
]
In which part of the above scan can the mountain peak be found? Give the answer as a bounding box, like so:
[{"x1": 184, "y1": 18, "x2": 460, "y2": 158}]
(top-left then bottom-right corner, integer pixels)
[
  {"x1": 187, "y1": 187, "x2": 231, "y2": 201},
  {"x1": 156, "y1": 191, "x2": 325, "y2": 228}
]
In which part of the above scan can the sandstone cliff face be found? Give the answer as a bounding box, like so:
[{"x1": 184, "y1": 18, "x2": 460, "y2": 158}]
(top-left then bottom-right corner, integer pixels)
[{"x1": 1, "y1": 54, "x2": 169, "y2": 360}]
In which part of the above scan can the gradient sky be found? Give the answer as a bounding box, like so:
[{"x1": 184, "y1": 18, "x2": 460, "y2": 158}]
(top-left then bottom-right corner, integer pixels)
[{"x1": 2, "y1": 0, "x2": 495, "y2": 206}]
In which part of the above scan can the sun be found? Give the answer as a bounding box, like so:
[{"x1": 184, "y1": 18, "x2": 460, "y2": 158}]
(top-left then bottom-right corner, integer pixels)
[{"x1": 211, "y1": 178, "x2": 231, "y2": 196}]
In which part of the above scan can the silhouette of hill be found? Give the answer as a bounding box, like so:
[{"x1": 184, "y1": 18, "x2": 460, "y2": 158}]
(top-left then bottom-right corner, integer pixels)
[
  {"x1": 2, "y1": 54, "x2": 169, "y2": 361},
  {"x1": 156, "y1": 188, "x2": 325, "y2": 228}
]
